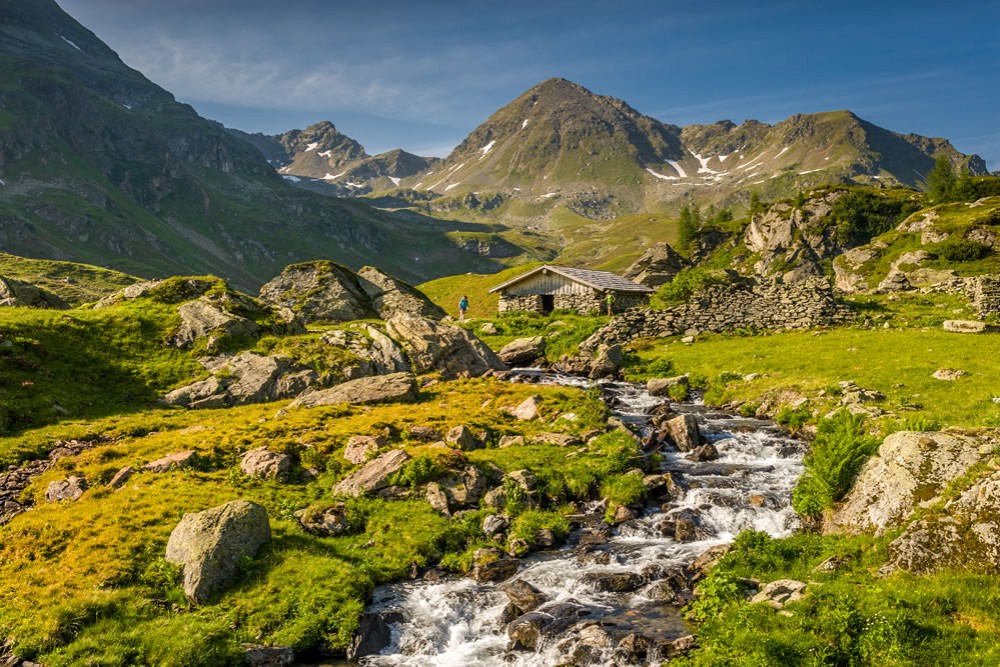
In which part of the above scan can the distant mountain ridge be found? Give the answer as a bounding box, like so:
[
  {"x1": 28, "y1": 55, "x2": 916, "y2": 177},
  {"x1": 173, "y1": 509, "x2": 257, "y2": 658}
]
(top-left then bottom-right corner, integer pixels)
[
  {"x1": 0, "y1": 0, "x2": 500, "y2": 289},
  {"x1": 259, "y1": 78, "x2": 986, "y2": 219}
]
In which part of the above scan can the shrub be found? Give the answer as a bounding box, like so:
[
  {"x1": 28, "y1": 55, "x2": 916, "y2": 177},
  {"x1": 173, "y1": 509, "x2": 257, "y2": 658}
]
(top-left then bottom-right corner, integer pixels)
[
  {"x1": 792, "y1": 412, "x2": 879, "y2": 518},
  {"x1": 651, "y1": 268, "x2": 730, "y2": 308},
  {"x1": 936, "y1": 239, "x2": 991, "y2": 262},
  {"x1": 506, "y1": 510, "x2": 570, "y2": 555},
  {"x1": 827, "y1": 191, "x2": 922, "y2": 246}
]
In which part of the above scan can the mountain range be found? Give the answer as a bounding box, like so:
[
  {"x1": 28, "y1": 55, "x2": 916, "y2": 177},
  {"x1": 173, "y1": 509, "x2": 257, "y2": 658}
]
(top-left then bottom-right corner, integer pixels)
[{"x1": 0, "y1": 0, "x2": 991, "y2": 289}]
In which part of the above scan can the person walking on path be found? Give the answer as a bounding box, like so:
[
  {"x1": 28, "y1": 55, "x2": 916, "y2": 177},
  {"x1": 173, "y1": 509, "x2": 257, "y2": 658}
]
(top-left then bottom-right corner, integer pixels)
[
  {"x1": 604, "y1": 291, "x2": 614, "y2": 317},
  {"x1": 459, "y1": 295, "x2": 469, "y2": 322}
]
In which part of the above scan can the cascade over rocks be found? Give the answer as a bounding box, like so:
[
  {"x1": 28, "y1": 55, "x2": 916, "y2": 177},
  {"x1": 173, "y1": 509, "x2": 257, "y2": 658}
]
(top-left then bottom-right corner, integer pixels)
[
  {"x1": 385, "y1": 315, "x2": 505, "y2": 379},
  {"x1": 163, "y1": 352, "x2": 318, "y2": 409},
  {"x1": 0, "y1": 275, "x2": 68, "y2": 309},
  {"x1": 165, "y1": 500, "x2": 271, "y2": 603}
]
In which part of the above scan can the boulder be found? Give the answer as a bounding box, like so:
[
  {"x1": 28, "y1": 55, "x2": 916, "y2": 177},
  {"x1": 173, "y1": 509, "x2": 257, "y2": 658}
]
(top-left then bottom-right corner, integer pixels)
[
  {"x1": 333, "y1": 449, "x2": 411, "y2": 497},
  {"x1": 943, "y1": 319, "x2": 987, "y2": 333},
  {"x1": 688, "y1": 443, "x2": 720, "y2": 462},
  {"x1": 243, "y1": 645, "x2": 294, "y2": 667},
  {"x1": 589, "y1": 344, "x2": 623, "y2": 380},
  {"x1": 94, "y1": 278, "x2": 214, "y2": 308},
  {"x1": 164, "y1": 352, "x2": 318, "y2": 409},
  {"x1": 471, "y1": 558, "x2": 519, "y2": 583},
  {"x1": 296, "y1": 502, "x2": 351, "y2": 536},
  {"x1": 499, "y1": 435, "x2": 525, "y2": 448},
  {"x1": 876, "y1": 270, "x2": 911, "y2": 293},
  {"x1": 932, "y1": 368, "x2": 967, "y2": 381},
  {"x1": 45, "y1": 476, "x2": 86, "y2": 501},
  {"x1": 357, "y1": 266, "x2": 446, "y2": 320},
  {"x1": 885, "y1": 469, "x2": 1000, "y2": 574},
  {"x1": 0, "y1": 276, "x2": 68, "y2": 309},
  {"x1": 425, "y1": 482, "x2": 451, "y2": 514},
  {"x1": 480, "y1": 322, "x2": 498, "y2": 335},
  {"x1": 482, "y1": 514, "x2": 509, "y2": 537},
  {"x1": 664, "y1": 414, "x2": 702, "y2": 452},
  {"x1": 259, "y1": 260, "x2": 376, "y2": 323},
  {"x1": 508, "y1": 395, "x2": 542, "y2": 421},
  {"x1": 439, "y1": 465, "x2": 487, "y2": 508},
  {"x1": 532, "y1": 432, "x2": 580, "y2": 447},
  {"x1": 503, "y1": 579, "x2": 548, "y2": 613},
  {"x1": 623, "y1": 242, "x2": 687, "y2": 287},
  {"x1": 240, "y1": 448, "x2": 292, "y2": 480},
  {"x1": 109, "y1": 466, "x2": 136, "y2": 489},
  {"x1": 827, "y1": 431, "x2": 984, "y2": 535},
  {"x1": 144, "y1": 450, "x2": 198, "y2": 473},
  {"x1": 385, "y1": 315, "x2": 505, "y2": 379},
  {"x1": 169, "y1": 299, "x2": 261, "y2": 350},
  {"x1": 446, "y1": 425, "x2": 480, "y2": 451},
  {"x1": 498, "y1": 337, "x2": 546, "y2": 366},
  {"x1": 750, "y1": 579, "x2": 807, "y2": 608},
  {"x1": 582, "y1": 571, "x2": 645, "y2": 593},
  {"x1": 344, "y1": 435, "x2": 386, "y2": 464},
  {"x1": 289, "y1": 372, "x2": 418, "y2": 409},
  {"x1": 647, "y1": 374, "x2": 689, "y2": 397},
  {"x1": 346, "y1": 612, "x2": 403, "y2": 661},
  {"x1": 165, "y1": 500, "x2": 271, "y2": 603},
  {"x1": 507, "y1": 600, "x2": 590, "y2": 651}
]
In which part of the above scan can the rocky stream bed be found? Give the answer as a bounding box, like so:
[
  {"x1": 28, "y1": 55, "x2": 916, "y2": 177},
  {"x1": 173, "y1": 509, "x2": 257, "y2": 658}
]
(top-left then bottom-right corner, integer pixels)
[{"x1": 337, "y1": 372, "x2": 807, "y2": 666}]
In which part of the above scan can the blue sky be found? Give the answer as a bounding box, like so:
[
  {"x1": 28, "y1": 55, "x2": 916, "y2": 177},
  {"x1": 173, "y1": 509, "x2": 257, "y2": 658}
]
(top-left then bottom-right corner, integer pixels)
[{"x1": 60, "y1": 0, "x2": 1000, "y2": 168}]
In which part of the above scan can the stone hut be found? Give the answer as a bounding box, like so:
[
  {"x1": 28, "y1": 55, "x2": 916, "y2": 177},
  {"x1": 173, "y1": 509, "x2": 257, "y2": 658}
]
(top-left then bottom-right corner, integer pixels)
[{"x1": 489, "y1": 265, "x2": 653, "y2": 315}]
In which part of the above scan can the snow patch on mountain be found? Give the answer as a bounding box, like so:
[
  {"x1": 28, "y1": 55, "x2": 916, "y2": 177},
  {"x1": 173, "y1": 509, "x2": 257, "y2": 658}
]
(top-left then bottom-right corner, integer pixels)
[
  {"x1": 646, "y1": 168, "x2": 678, "y2": 181},
  {"x1": 282, "y1": 175, "x2": 301, "y2": 182},
  {"x1": 57, "y1": 34, "x2": 82, "y2": 51},
  {"x1": 521, "y1": 119, "x2": 529, "y2": 129},
  {"x1": 322, "y1": 172, "x2": 346, "y2": 180},
  {"x1": 665, "y1": 160, "x2": 688, "y2": 178},
  {"x1": 305, "y1": 142, "x2": 320, "y2": 152},
  {"x1": 318, "y1": 150, "x2": 333, "y2": 158},
  {"x1": 389, "y1": 176, "x2": 402, "y2": 186},
  {"x1": 480, "y1": 140, "x2": 496, "y2": 157},
  {"x1": 445, "y1": 183, "x2": 460, "y2": 190}
]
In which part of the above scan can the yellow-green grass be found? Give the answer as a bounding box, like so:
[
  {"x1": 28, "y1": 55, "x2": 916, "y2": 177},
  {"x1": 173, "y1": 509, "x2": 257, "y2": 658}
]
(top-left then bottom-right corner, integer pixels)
[
  {"x1": 552, "y1": 211, "x2": 680, "y2": 273},
  {"x1": 0, "y1": 378, "x2": 625, "y2": 665},
  {"x1": 629, "y1": 326, "x2": 1000, "y2": 428},
  {"x1": 419, "y1": 262, "x2": 541, "y2": 319}
]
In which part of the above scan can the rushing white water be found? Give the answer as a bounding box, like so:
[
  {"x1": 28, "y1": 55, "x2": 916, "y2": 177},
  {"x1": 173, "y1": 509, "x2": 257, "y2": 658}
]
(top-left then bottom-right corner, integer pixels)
[{"x1": 360, "y1": 375, "x2": 805, "y2": 667}]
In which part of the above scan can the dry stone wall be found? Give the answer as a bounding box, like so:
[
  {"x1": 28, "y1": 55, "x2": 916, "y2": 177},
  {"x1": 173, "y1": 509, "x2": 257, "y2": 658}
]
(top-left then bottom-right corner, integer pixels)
[
  {"x1": 581, "y1": 277, "x2": 850, "y2": 350},
  {"x1": 499, "y1": 291, "x2": 648, "y2": 315}
]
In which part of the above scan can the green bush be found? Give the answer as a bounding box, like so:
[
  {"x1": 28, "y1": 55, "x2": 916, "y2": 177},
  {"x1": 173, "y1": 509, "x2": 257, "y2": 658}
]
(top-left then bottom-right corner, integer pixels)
[
  {"x1": 651, "y1": 268, "x2": 730, "y2": 308},
  {"x1": 827, "y1": 190, "x2": 921, "y2": 246},
  {"x1": 792, "y1": 412, "x2": 879, "y2": 518},
  {"x1": 506, "y1": 510, "x2": 570, "y2": 555},
  {"x1": 936, "y1": 239, "x2": 991, "y2": 262}
]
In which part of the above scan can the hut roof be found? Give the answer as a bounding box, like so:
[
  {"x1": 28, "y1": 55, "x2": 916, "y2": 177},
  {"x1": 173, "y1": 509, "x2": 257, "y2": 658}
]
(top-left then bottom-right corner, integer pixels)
[{"x1": 488, "y1": 264, "x2": 654, "y2": 294}]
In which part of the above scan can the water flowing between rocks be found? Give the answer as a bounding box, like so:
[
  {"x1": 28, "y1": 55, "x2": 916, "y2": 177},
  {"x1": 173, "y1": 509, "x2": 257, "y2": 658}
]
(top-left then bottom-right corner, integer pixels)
[{"x1": 356, "y1": 372, "x2": 806, "y2": 666}]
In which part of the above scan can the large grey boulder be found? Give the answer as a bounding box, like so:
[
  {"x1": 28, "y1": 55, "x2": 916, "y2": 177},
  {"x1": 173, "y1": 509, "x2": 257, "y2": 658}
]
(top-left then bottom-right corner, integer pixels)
[
  {"x1": 664, "y1": 414, "x2": 702, "y2": 452},
  {"x1": 333, "y1": 449, "x2": 411, "y2": 497},
  {"x1": 164, "y1": 352, "x2": 318, "y2": 409},
  {"x1": 169, "y1": 299, "x2": 261, "y2": 349},
  {"x1": 259, "y1": 260, "x2": 375, "y2": 323},
  {"x1": 498, "y1": 336, "x2": 546, "y2": 366},
  {"x1": 240, "y1": 448, "x2": 292, "y2": 480},
  {"x1": 0, "y1": 275, "x2": 68, "y2": 309},
  {"x1": 623, "y1": 242, "x2": 688, "y2": 287},
  {"x1": 386, "y1": 315, "x2": 506, "y2": 379},
  {"x1": 320, "y1": 326, "x2": 410, "y2": 378},
  {"x1": 827, "y1": 431, "x2": 984, "y2": 535},
  {"x1": 288, "y1": 372, "x2": 418, "y2": 409},
  {"x1": 165, "y1": 500, "x2": 271, "y2": 603},
  {"x1": 943, "y1": 319, "x2": 988, "y2": 333},
  {"x1": 357, "y1": 266, "x2": 446, "y2": 320},
  {"x1": 885, "y1": 469, "x2": 1000, "y2": 573},
  {"x1": 46, "y1": 476, "x2": 87, "y2": 501}
]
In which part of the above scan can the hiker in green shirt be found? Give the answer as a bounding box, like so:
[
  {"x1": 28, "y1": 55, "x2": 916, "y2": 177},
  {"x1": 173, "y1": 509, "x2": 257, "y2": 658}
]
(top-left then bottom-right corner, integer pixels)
[{"x1": 605, "y1": 291, "x2": 614, "y2": 316}]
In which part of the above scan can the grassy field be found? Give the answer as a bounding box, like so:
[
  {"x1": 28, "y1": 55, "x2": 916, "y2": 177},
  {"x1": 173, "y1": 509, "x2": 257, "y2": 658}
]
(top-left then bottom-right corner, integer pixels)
[
  {"x1": 418, "y1": 262, "x2": 541, "y2": 319},
  {"x1": 0, "y1": 252, "x2": 139, "y2": 305}
]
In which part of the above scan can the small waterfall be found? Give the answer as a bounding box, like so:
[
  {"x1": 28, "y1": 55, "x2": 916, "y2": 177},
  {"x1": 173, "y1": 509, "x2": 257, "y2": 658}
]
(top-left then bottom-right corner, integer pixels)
[{"x1": 359, "y1": 374, "x2": 805, "y2": 666}]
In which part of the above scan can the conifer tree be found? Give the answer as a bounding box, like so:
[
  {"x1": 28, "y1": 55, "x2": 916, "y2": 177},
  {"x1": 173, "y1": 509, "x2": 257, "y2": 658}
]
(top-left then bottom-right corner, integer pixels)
[{"x1": 927, "y1": 156, "x2": 957, "y2": 203}]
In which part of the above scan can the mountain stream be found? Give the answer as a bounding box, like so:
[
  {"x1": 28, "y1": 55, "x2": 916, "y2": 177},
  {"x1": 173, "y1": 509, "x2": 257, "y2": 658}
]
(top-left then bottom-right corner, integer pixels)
[{"x1": 356, "y1": 372, "x2": 805, "y2": 666}]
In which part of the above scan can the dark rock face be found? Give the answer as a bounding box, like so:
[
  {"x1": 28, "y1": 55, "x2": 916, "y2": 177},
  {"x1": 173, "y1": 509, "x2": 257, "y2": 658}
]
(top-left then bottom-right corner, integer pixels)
[
  {"x1": 347, "y1": 612, "x2": 403, "y2": 660},
  {"x1": 471, "y1": 558, "x2": 520, "y2": 583},
  {"x1": 582, "y1": 571, "x2": 645, "y2": 593},
  {"x1": 507, "y1": 600, "x2": 591, "y2": 651},
  {"x1": 503, "y1": 579, "x2": 549, "y2": 614}
]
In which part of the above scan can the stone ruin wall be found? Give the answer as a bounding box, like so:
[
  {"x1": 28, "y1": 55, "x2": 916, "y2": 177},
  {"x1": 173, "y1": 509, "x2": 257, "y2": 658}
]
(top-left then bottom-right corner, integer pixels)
[
  {"x1": 498, "y1": 291, "x2": 649, "y2": 315},
  {"x1": 582, "y1": 277, "x2": 852, "y2": 350}
]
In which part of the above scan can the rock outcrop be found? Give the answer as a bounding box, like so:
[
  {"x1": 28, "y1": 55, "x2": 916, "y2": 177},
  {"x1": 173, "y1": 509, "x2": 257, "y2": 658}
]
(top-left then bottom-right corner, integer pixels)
[
  {"x1": 288, "y1": 372, "x2": 418, "y2": 409},
  {"x1": 827, "y1": 431, "x2": 985, "y2": 535},
  {"x1": 498, "y1": 336, "x2": 546, "y2": 366},
  {"x1": 240, "y1": 448, "x2": 292, "y2": 480},
  {"x1": 164, "y1": 352, "x2": 318, "y2": 409},
  {"x1": 259, "y1": 261, "x2": 443, "y2": 323},
  {"x1": 0, "y1": 275, "x2": 68, "y2": 309},
  {"x1": 165, "y1": 500, "x2": 272, "y2": 603},
  {"x1": 333, "y1": 449, "x2": 411, "y2": 497},
  {"x1": 320, "y1": 326, "x2": 410, "y2": 378},
  {"x1": 623, "y1": 242, "x2": 688, "y2": 287},
  {"x1": 45, "y1": 476, "x2": 87, "y2": 502},
  {"x1": 386, "y1": 316, "x2": 506, "y2": 379}
]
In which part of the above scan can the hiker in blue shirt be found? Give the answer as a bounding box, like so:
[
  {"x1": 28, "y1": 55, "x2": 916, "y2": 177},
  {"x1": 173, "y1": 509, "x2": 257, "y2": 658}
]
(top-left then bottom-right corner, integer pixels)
[{"x1": 459, "y1": 295, "x2": 469, "y2": 322}]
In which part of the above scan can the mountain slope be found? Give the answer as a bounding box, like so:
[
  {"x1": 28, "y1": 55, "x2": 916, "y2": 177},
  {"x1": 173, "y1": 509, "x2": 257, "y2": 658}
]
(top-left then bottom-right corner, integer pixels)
[
  {"x1": 0, "y1": 0, "x2": 499, "y2": 289},
  {"x1": 395, "y1": 79, "x2": 986, "y2": 219}
]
